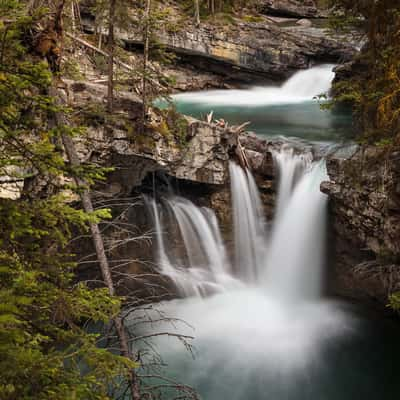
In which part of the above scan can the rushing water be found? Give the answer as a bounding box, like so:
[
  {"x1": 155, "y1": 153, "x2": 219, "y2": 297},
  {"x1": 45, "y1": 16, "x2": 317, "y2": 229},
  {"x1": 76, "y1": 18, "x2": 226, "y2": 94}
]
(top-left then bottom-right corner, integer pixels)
[
  {"x1": 132, "y1": 65, "x2": 400, "y2": 399},
  {"x1": 168, "y1": 65, "x2": 353, "y2": 144}
]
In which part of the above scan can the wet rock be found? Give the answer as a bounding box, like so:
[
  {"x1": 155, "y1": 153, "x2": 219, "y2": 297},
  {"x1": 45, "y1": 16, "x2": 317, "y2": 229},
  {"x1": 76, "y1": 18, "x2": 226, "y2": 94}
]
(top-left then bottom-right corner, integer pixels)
[
  {"x1": 322, "y1": 146, "x2": 400, "y2": 307},
  {"x1": 296, "y1": 19, "x2": 313, "y2": 27}
]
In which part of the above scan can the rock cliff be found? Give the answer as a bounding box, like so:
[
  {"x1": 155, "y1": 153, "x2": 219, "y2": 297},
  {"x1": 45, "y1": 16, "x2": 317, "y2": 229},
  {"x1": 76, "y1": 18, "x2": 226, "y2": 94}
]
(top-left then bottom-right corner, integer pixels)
[
  {"x1": 80, "y1": 8, "x2": 355, "y2": 84},
  {"x1": 321, "y1": 145, "x2": 400, "y2": 307},
  {"x1": 68, "y1": 80, "x2": 275, "y2": 194},
  {"x1": 258, "y1": 0, "x2": 320, "y2": 18}
]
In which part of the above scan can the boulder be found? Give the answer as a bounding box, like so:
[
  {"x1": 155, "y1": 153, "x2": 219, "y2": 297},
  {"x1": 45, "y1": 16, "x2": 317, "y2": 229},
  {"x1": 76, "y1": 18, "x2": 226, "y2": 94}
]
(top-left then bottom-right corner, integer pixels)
[
  {"x1": 296, "y1": 18, "x2": 313, "y2": 27},
  {"x1": 258, "y1": 0, "x2": 320, "y2": 18}
]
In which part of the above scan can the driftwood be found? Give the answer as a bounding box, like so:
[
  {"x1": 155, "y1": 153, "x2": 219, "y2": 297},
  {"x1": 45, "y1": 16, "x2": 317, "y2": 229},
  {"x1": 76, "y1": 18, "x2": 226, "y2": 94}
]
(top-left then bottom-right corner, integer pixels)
[
  {"x1": 230, "y1": 122, "x2": 251, "y2": 170},
  {"x1": 66, "y1": 32, "x2": 134, "y2": 72},
  {"x1": 66, "y1": 31, "x2": 168, "y2": 95},
  {"x1": 204, "y1": 112, "x2": 251, "y2": 170}
]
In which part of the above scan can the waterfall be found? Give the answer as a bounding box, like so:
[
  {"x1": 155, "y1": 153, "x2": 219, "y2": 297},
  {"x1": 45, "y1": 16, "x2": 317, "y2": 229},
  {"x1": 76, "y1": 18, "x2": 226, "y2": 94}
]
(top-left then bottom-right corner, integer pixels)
[
  {"x1": 272, "y1": 146, "x2": 313, "y2": 221},
  {"x1": 134, "y1": 66, "x2": 363, "y2": 400},
  {"x1": 171, "y1": 64, "x2": 335, "y2": 106},
  {"x1": 148, "y1": 147, "x2": 328, "y2": 303},
  {"x1": 136, "y1": 148, "x2": 356, "y2": 398},
  {"x1": 264, "y1": 160, "x2": 328, "y2": 301},
  {"x1": 146, "y1": 196, "x2": 242, "y2": 297},
  {"x1": 229, "y1": 162, "x2": 266, "y2": 282}
]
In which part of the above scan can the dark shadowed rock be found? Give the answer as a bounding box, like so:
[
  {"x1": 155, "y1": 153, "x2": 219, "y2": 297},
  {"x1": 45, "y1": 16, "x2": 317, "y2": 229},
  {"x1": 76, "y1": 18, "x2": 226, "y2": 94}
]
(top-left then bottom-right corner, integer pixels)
[
  {"x1": 258, "y1": 0, "x2": 320, "y2": 18},
  {"x1": 321, "y1": 146, "x2": 400, "y2": 307}
]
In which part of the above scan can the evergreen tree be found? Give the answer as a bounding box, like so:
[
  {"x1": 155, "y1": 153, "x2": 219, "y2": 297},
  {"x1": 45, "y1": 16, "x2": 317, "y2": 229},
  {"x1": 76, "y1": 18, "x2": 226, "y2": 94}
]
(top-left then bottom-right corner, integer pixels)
[{"x1": 0, "y1": 2, "x2": 137, "y2": 398}]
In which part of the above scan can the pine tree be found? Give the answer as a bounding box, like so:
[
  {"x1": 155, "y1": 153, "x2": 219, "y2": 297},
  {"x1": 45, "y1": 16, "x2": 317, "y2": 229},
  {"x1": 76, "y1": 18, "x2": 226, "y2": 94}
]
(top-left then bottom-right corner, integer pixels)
[{"x1": 0, "y1": 2, "x2": 137, "y2": 398}]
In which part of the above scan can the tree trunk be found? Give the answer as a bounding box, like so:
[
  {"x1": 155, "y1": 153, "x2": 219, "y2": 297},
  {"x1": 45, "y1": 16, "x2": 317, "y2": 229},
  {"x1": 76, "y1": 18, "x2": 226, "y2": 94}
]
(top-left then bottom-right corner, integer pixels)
[
  {"x1": 71, "y1": 1, "x2": 76, "y2": 32},
  {"x1": 142, "y1": 0, "x2": 151, "y2": 128},
  {"x1": 107, "y1": 0, "x2": 116, "y2": 112},
  {"x1": 194, "y1": 0, "x2": 200, "y2": 27},
  {"x1": 49, "y1": 84, "x2": 141, "y2": 400},
  {"x1": 32, "y1": 2, "x2": 140, "y2": 397}
]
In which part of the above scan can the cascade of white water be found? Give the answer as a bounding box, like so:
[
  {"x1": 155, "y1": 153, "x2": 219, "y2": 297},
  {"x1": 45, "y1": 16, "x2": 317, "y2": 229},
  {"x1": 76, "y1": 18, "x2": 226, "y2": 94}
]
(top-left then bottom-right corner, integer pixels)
[
  {"x1": 166, "y1": 198, "x2": 228, "y2": 277},
  {"x1": 229, "y1": 162, "x2": 267, "y2": 282},
  {"x1": 146, "y1": 196, "x2": 242, "y2": 297},
  {"x1": 148, "y1": 146, "x2": 328, "y2": 303},
  {"x1": 264, "y1": 160, "x2": 328, "y2": 301},
  {"x1": 171, "y1": 64, "x2": 335, "y2": 106},
  {"x1": 272, "y1": 146, "x2": 313, "y2": 222}
]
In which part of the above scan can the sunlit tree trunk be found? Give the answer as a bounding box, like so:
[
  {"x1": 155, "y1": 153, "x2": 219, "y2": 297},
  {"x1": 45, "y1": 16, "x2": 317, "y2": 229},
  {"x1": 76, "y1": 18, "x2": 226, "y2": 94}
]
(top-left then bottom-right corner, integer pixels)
[
  {"x1": 142, "y1": 0, "x2": 151, "y2": 127},
  {"x1": 194, "y1": 0, "x2": 200, "y2": 26},
  {"x1": 107, "y1": 0, "x2": 116, "y2": 112}
]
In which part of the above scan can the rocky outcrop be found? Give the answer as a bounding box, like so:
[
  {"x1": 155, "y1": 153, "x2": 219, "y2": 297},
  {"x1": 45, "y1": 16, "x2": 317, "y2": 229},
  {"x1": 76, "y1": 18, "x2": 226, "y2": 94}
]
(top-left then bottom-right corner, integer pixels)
[
  {"x1": 258, "y1": 0, "x2": 320, "y2": 19},
  {"x1": 66, "y1": 79, "x2": 278, "y2": 296},
  {"x1": 67, "y1": 79, "x2": 276, "y2": 204},
  {"x1": 80, "y1": 10, "x2": 355, "y2": 83},
  {"x1": 122, "y1": 22, "x2": 354, "y2": 82},
  {"x1": 321, "y1": 146, "x2": 400, "y2": 307}
]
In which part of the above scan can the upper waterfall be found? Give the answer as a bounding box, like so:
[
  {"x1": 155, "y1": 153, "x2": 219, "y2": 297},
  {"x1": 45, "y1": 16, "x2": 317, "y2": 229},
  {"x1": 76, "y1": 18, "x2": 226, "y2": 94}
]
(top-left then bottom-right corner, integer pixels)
[{"x1": 172, "y1": 64, "x2": 335, "y2": 107}]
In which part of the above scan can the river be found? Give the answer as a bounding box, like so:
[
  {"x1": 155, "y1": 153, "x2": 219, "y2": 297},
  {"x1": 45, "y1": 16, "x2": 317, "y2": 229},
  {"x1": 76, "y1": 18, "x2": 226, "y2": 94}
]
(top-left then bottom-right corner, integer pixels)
[{"x1": 130, "y1": 65, "x2": 400, "y2": 400}]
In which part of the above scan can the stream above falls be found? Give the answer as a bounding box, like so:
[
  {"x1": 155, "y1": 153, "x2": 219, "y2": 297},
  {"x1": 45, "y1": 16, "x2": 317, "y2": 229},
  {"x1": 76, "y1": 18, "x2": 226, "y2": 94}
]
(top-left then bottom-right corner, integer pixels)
[
  {"x1": 170, "y1": 65, "x2": 353, "y2": 146},
  {"x1": 132, "y1": 65, "x2": 400, "y2": 400}
]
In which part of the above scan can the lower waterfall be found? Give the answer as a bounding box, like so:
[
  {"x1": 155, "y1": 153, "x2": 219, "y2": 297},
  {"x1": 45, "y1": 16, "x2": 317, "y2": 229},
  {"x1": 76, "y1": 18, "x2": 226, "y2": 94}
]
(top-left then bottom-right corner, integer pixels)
[
  {"x1": 147, "y1": 147, "x2": 328, "y2": 302},
  {"x1": 132, "y1": 148, "x2": 400, "y2": 400}
]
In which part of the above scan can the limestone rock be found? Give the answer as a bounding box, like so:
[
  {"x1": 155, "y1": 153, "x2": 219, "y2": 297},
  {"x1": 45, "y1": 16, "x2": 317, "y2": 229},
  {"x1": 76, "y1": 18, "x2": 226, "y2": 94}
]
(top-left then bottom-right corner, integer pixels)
[
  {"x1": 67, "y1": 80, "x2": 276, "y2": 195},
  {"x1": 321, "y1": 145, "x2": 400, "y2": 307},
  {"x1": 82, "y1": 15, "x2": 355, "y2": 83}
]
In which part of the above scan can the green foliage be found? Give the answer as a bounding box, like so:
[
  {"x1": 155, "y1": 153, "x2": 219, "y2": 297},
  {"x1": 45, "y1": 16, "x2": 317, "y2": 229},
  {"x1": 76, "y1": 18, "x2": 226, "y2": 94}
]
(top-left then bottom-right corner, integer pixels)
[
  {"x1": 389, "y1": 292, "x2": 400, "y2": 312},
  {"x1": 162, "y1": 105, "x2": 190, "y2": 147},
  {"x1": 241, "y1": 14, "x2": 264, "y2": 23},
  {"x1": 61, "y1": 58, "x2": 84, "y2": 80},
  {"x1": 175, "y1": 0, "x2": 258, "y2": 19},
  {"x1": 0, "y1": 3, "x2": 136, "y2": 398},
  {"x1": 329, "y1": 0, "x2": 400, "y2": 143}
]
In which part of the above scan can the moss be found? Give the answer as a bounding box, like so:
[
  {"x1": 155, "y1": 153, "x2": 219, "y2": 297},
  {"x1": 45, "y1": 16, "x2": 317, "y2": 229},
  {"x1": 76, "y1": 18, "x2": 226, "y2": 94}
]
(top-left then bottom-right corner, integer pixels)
[
  {"x1": 76, "y1": 102, "x2": 107, "y2": 127},
  {"x1": 241, "y1": 15, "x2": 264, "y2": 23},
  {"x1": 134, "y1": 133, "x2": 157, "y2": 150},
  {"x1": 90, "y1": 53, "x2": 108, "y2": 75},
  {"x1": 375, "y1": 138, "x2": 394, "y2": 148},
  {"x1": 155, "y1": 120, "x2": 172, "y2": 137},
  {"x1": 329, "y1": 3, "x2": 400, "y2": 143},
  {"x1": 205, "y1": 12, "x2": 236, "y2": 25},
  {"x1": 61, "y1": 58, "x2": 84, "y2": 80},
  {"x1": 377, "y1": 248, "x2": 400, "y2": 265},
  {"x1": 163, "y1": 106, "x2": 189, "y2": 147}
]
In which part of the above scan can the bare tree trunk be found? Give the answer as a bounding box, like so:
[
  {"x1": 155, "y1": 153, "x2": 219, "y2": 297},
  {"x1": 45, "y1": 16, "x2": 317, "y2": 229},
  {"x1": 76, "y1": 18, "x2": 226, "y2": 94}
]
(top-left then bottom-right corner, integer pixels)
[
  {"x1": 71, "y1": 1, "x2": 76, "y2": 32},
  {"x1": 49, "y1": 84, "x2": 141, "y2": 400},
  {"x1": 74, "y1": 1, "x2": 83, "y2": 32},
  {"x1": 107, "y1": 0, "x2": 116, "y2": 112},
  {"x1": 33, "y1": 2, "x2": 139, "y2": 397},
  {"x1": 142, "y1": 0, "x2": 151, "y2": 128},
  {"x1": 194, "y1": 0, "x2": 200, "y2": 27}
]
